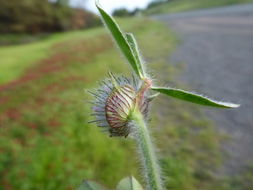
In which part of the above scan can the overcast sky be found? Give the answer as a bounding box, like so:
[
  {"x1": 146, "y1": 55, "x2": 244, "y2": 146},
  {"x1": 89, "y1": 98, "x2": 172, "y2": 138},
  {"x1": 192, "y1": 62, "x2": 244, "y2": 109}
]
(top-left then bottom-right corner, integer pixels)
[{"x1": 69, "y1": 0, "x2": 154, "y2": 13}]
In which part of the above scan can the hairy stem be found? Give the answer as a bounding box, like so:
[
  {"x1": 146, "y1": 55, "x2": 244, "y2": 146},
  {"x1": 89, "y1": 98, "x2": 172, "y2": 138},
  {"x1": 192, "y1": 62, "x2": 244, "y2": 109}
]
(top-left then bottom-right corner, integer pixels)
[{"x1": 131, "y1": 109, "x2": 163, "y2": 190}]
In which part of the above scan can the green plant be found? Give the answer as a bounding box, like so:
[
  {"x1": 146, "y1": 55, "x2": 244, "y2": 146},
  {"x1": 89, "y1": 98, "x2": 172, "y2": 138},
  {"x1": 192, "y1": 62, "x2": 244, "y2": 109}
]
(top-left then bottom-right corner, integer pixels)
[{"x1": 82, "y1": 1, "x2": 239, "y2": 189}]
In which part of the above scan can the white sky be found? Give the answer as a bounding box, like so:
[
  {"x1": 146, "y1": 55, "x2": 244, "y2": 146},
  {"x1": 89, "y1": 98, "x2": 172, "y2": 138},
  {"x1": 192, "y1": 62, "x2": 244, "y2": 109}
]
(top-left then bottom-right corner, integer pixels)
[{"x1": 69, "y1": 0, "x2": 154, "y2": 13}]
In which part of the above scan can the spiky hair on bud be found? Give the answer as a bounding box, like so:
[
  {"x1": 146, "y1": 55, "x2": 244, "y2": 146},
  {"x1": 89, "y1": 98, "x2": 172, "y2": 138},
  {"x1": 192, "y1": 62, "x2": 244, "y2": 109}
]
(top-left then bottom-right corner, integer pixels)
[{"x1": 89, "y1": 73, "x2": 150, "y2": 137}]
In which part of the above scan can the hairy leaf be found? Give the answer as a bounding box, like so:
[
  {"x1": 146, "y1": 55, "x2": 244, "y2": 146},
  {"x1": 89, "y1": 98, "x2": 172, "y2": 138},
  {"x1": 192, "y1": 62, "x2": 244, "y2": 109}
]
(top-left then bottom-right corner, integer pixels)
[
  {"x1": 95, "y1": 1, "x2": 144, "y2": 79},
  {"x1": 125, "y1": 33, "x2": 145, "y2": 78},
  {"x1": 151, "y1": 87, "x2": 240, "y2": 108},
  {"x1": 116, "y1": 176, "x2": 143, "y2": 190}
]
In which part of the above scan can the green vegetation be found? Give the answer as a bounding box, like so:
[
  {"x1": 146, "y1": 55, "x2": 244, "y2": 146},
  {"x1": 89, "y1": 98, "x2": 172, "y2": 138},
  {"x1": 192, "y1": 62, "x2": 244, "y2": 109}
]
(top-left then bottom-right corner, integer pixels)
[
  {"x1": 145, "y1": 0, "x2": 253, "y2": 15},
  {"x1": 0, "y1": 18, "x2": 172, "y2": 190},
  {"x1": 0, "y1": 15, "x2": 252, "y2": 190},
  {"x1": 0, "y1": 28, "x2": 104, "y2": 84},
  {"x1": 0, "y1": 0, "x2": 99, "y2": 34}
]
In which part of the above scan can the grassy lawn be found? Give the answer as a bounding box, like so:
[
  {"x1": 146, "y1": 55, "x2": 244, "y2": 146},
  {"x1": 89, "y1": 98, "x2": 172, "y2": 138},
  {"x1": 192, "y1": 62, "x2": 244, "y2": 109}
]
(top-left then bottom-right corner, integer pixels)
[
  {"x1": 0, "y1": 16, "x2": 252, "y2": 190},
  {"x1": 145, "y1": 0, "x2": 253, "y2": 15}
]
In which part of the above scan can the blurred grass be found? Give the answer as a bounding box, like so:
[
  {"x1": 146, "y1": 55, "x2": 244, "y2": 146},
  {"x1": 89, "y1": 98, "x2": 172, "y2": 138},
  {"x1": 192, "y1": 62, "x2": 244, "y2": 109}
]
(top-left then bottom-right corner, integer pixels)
[
  {"x1": 0, "y1": 17, "x2": 174, "y2": 190},
  {"x1": 0, "y1": 34, "x2": 43, "y2": 46},
  {"x1": 0, "y1": 16, "x2": 252, "y2": 190},
  {"x1": 0, "y1": 29, "x2": 103, "y2": 84},
  {"x1": 145, "y1": 0, "x2": 253, "y2": 15}
]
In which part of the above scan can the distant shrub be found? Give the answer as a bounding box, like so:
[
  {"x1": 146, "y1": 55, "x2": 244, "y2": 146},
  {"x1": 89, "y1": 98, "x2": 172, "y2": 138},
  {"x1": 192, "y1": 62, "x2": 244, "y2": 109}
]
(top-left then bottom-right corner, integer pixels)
[
  {"x1": 112, "y1": 8, "x2": 141, "y2": 17},
  {"x1": 112, "y1": 8, "x2": 132, "y2": 17},
  {"x1": 70, "y1": 8, "x2": 101, "y2": 29},
  {"x1": 147, "y1": 0, "x2": 167, "y2": 9}
]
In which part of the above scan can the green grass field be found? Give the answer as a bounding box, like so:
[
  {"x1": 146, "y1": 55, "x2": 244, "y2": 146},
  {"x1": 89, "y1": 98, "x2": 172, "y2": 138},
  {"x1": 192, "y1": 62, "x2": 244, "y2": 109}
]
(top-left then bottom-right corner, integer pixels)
[
  {"x1": 0, "y1": 17, "x2": 252, "y2": 190},
  {"x1": 145, "y1": 0, "x2": 253, "y2": 15}
]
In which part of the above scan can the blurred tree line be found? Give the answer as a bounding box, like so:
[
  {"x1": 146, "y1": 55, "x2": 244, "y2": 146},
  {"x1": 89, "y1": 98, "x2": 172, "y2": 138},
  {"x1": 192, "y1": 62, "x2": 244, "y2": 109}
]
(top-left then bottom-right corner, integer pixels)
[
  {"x1": 146, "y1": 0, "x2": 170, "y2": 9},
  {"x1": 0, "y1": 0, "x2": 100, "y2": 34},
  {"x1": 112, "y1": 8, "x2": 141, "y2": 17}
]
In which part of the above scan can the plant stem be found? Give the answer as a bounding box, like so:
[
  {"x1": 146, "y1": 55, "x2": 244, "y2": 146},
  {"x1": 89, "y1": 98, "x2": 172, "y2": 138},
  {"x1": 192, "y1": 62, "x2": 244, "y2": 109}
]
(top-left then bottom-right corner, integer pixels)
[{"x1": 131, "y1": 109, "x2": 163, "y2": 190}]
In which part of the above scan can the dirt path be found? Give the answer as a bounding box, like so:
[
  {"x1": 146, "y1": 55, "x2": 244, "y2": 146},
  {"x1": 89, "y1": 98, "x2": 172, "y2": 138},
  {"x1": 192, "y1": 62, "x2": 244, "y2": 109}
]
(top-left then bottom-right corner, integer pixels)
[{"x1": 155, "y1": 4, "x2": 253, "y2": 175}]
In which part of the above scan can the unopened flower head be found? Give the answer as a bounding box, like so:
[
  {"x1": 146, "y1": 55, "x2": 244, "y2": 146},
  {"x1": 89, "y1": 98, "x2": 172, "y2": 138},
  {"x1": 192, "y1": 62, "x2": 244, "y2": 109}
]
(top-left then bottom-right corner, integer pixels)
[{"x1": 89, "y1": 73, "x2": 151, "y2": 137}]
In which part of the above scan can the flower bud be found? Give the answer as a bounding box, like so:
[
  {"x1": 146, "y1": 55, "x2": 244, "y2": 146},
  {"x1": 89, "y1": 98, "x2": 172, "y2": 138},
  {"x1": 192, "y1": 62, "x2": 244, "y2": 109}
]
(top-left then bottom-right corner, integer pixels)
[{"x1": 90, "y1": 74, "x2": 150, "y2": 137}]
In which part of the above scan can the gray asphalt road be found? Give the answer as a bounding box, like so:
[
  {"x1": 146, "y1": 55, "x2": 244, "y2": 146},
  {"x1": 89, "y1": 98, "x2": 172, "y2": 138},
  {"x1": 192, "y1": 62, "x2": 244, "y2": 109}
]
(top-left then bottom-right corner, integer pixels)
[{"x1": 155, "y1": 4, "x2": 253, "y2": 175}]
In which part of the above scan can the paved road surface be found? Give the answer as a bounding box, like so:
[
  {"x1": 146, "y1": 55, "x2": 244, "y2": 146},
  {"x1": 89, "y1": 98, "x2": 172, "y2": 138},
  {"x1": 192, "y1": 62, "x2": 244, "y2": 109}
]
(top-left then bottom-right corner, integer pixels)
[{"x1": 155, "y1": 4, "x2": 253, "y2": 175}]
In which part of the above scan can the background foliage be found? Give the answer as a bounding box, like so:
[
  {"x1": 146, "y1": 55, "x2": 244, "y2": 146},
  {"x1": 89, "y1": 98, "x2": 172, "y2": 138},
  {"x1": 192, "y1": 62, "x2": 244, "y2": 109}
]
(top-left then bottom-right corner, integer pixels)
[{"x1": 0, "y1": 0, "x2": 100, "y2": 34}]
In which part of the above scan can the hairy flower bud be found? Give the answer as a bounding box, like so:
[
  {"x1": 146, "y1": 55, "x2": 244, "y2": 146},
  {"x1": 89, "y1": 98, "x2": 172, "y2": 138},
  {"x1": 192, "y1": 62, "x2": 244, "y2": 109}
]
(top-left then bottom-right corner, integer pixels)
[{"x1": 89, "y1": 74, "x2": 150, "y2": 137}]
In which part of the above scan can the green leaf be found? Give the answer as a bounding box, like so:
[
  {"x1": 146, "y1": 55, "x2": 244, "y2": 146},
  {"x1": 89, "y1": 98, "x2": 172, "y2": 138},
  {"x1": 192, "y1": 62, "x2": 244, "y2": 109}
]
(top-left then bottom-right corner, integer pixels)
[
  {"x1": 151, "y1": 87, "x2": 240, "y2": 108},
  {"x1": 125, "y1": 33, "x2": 145, "y2": 78},
  {"x1": 95, "y1": 1, "x2": 144, "y2": 79},
  {"x1": 77, "y1": 180, "x2": 105, "y2": 190},
  {"x1": 116, "y1": 176, "x2": 143, "y2": 190}
]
